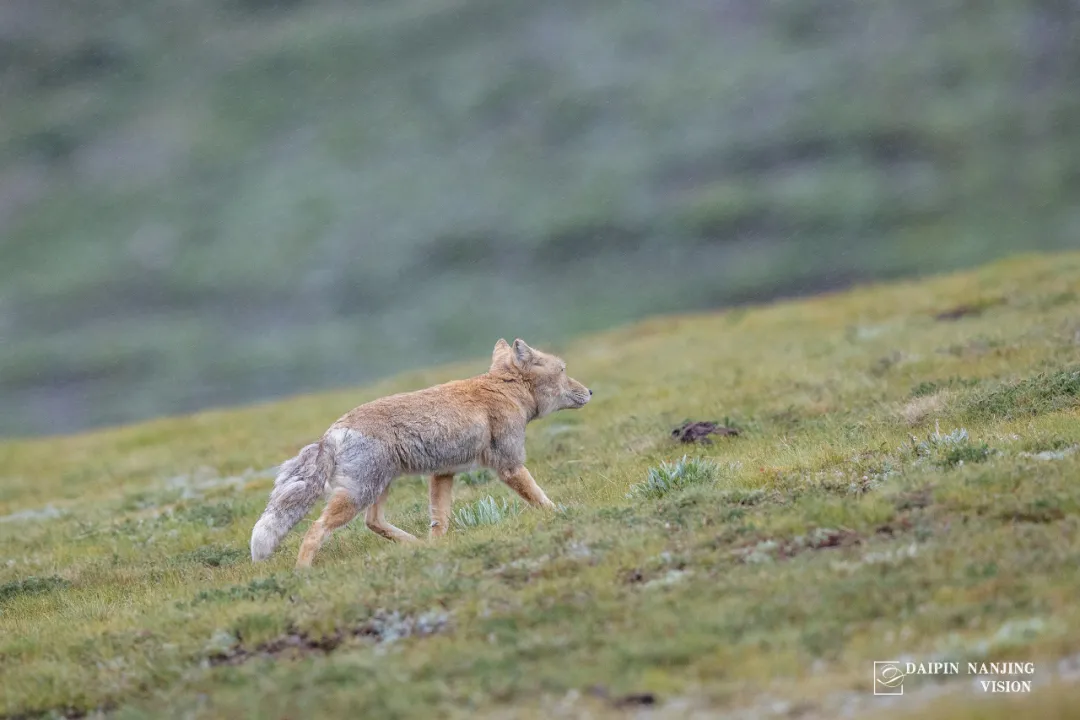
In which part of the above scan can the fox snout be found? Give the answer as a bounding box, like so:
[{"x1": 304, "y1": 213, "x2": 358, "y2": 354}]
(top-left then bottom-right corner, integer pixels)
[{"x1": 567, "y1": 380, "x2": 592, "y2": 408}]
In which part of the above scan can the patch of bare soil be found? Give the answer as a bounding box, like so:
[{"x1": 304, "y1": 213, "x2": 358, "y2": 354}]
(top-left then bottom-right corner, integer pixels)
[
  {"x1": 732, "y1": 528, "x2": 863, "y2": 564},
  {"x1": 207, "y1": 609, "x2": 450, "y2": 666},
  {"x1": 933, "y1": 298, "x2": 1004, "y2": 321}
]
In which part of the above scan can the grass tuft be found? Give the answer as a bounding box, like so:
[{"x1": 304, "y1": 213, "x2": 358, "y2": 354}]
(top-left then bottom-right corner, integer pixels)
[
  {"x1": 0, "y1": 575, "x2": 71, "y2": 605},
  {"x1": 908, "y1": 423, "x2": 994, "y2": 468},
  {"x1": 627, "y1": 455, "x2": 720, "y2": 499},
  {"x1": 966, "y1": 367, "x2": 1080, "y2": 421},
  {"x1": 453, "y1": 495, "x2": 523, "y2": 529}
]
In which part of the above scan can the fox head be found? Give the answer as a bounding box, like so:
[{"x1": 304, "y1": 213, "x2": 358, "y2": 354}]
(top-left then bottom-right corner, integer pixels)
[{"x1": 491, "y1": 338, "x2": 592, "y2": 418}]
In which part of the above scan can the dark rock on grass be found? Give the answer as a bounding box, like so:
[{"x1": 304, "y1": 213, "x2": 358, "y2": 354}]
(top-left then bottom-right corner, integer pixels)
[
  {"x1": 935, "y1": 305, "x2": 981, "y2": 321},
  {"x1": 586, "y1": 685, "x2": 659, "y2": 708},
  {"x1": 671, "y1": 420, "x2": 739, "y2": 444},
  {"x1": 615, "y1": 692, "x2": 658, "y2": 708}
]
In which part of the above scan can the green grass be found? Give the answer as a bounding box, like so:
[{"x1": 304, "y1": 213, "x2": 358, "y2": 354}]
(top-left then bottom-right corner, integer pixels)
[
  {"x1": 457, "y1": 469, "x2": 495, "y2": 487},
  {"x1": 3, "y1": 253, "x2": 1080, "y2": 718}
]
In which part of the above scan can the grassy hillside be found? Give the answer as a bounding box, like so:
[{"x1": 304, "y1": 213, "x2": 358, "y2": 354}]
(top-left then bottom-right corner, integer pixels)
[
  {"x1": 2, "y1": 252, "x2": 1080, "y2": 718},
  {"x1": 2, "y1": 0, "x2": 1079, "y2": 436}
]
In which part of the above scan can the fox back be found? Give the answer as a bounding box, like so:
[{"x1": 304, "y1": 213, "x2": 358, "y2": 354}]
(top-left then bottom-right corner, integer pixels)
[{"x1": 330, "y1": 338, "x2": 591, "y2": 476}]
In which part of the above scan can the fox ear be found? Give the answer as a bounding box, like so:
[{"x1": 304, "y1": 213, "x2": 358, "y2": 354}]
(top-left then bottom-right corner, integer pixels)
[
  {"x1": 492, "y1": 338, "x2": 512, "y2": 367},
  {"x1": 512, "y1": 338, "x2": 535, "y2": 367}
]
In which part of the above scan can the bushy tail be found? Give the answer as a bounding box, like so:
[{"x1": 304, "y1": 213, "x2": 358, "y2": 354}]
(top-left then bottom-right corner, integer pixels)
[{"x1": 250, "y1": 439, "x2": 335, "y2": 561}]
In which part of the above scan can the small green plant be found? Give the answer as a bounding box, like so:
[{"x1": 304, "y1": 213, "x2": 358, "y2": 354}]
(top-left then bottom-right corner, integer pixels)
[
  {"x1": 453, "y1": 495, "x2": 523, "y2": 529},
  {"x1": 937, "y1": 441, "x2": 993, "y2": 467},
  {"x1": 628, "y1": 455, "x2": 720, "y2": 499},
  {"x1": 909, "y1": 422, "x2": 993, "y2": 468}
]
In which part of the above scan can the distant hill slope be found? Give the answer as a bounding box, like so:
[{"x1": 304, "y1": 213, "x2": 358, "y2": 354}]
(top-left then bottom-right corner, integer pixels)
[
  {"x1": 1, "y1": 252, "x2": 1079, "y2": 718},
  {"x1": 1, "y1": 0, "x2": 1078, "y2": 436}
]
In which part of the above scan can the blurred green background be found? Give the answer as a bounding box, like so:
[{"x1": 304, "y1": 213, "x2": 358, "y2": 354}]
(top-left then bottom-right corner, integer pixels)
[{"x1": 1, "y1": 0, "x2": 1077, "y2": 437}]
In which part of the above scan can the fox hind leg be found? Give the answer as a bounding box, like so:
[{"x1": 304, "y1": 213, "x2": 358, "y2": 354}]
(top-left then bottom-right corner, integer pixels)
[
  {"x1": 366, "y1": 486, "x2": 421, "y2": 544},
  {"x1": 296, "y1": 489, "x2": 360, "y2": 569},
  {"x1": 428, "y1": 473, "x2": 454, "y2": 539}
]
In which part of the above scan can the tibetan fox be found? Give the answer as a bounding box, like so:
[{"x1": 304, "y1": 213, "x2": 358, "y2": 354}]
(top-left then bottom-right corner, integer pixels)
[{"x1": 250, "y1": 338, "x2": 592, "y2": 568}]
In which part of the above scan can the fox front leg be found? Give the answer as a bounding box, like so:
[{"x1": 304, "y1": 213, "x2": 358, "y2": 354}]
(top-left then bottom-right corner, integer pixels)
[
  {"x1": 428, "y1": 473, "x2": 454, "y2": 538},
  {"x1": 499, "y1": 465, "x2": 556, "y2": 510}
]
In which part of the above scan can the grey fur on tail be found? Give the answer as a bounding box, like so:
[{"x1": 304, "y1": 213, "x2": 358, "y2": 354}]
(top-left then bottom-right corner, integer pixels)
[{"x1": 250, "y1": 440, "x2": 334, "y2": 561}]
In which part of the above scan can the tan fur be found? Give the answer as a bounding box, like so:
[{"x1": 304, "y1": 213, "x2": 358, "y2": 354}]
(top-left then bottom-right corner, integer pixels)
[
  {"x1": 249, "y1": 338, "x2": 591, "y2": 567},
  {"x1": 428, "y1": 474, "x2": 454, "y2": 539},
  {"x1": 295, "y1": 489, "x2": 359, "y2": 568},
  {"x1": 364, "y1": 487, "x2": 422, "y2": 545},
  {"x1": 498, "y1": 466, "x2": 554, "y2": 509}
]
